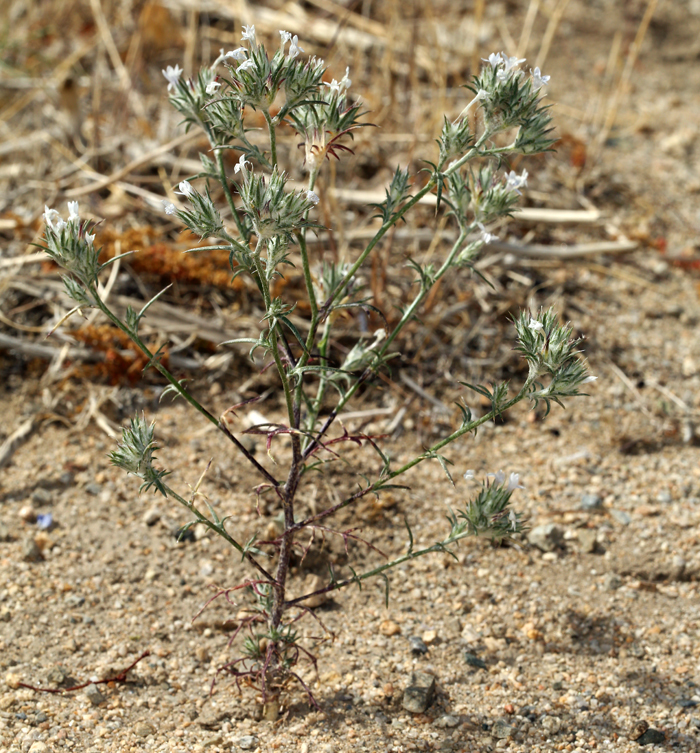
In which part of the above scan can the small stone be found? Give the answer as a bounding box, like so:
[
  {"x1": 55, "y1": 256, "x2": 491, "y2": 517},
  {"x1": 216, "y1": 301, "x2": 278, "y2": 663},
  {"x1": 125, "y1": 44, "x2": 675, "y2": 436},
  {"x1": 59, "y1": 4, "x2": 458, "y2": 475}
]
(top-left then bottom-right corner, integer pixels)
[
  {"x1": 238, "y1": 735, "x2": 258, "y2": 750},
  {"x1": 578, "y1": 529, "x2": 598, "y2": 553},
  {"x1": 464, "y1": 652, "x2": 487, "y2": 670},
  {"x1": 5, "y1": 672, "x2": 21, "y2": 689},
  {"x1": 629, "y1": 720, "x2": 649, "y2": 740},
  {"x1": 195, "y1": 646, "x2": 210, "y2": 663},
  {"x1": 31, "y1": 488, "x2": 52, "y2": 505},
  {"x1": 528, "y1": 523, "x2": 564, "y2": 552},
  {"x1": 28, "y1": 743, "x2": 49, "y2": 753},
  {"x1": 84, "y1": 683, "x2": 105, "y2": 706},
  {"x1": 133, "y1": 721, "x2": 156, "y2": 737},
  {"x1": 34, "y1": 711, "x2": 48, "y2": 723},
  {"x1": 402, "y1": 671, "x2": 436, "y2": 714},
  {"x1": 656, "y1": 490, "x2": 672, "y2": 504},
  {"x1": 379, "y1": 619, "x2": 401, "y2": 636},
  {"x1": 46, "y1": 667, "x2": 71, "y2": 687},
  {"x1": 579, "y1": 493, "x2": 603, "y2": 511},
  {"x1": 610, "y1": 509, "x2": 631, "y2": 525},
  {"x1": 22, "y1": 537, "x2": 44, "y2": 562},
  {"x1": 408, "y1": 636, "x2": 429, "y2": 655},
  {"x1": 34, "y1": 531, "x2": 53, "y2": 552},
  {"x1": 422, "y1": 629, "x2": 438, "y2": 645},
  {"x1": 301, "y1": 574, "x2": 326, "y2": 608},
  {"x1": 493, "y1": 719, "x2": 514, "y2": 739},
  {"x1": 434, "y1": 714, "x2": 460, "y2": 728},
  {"x1": 604, "y1": 573, "x2": 623, "y2": 591},
  {"x1": 0, "y1": 521, "x2": 11, "y2": 542},
  {"x1": 540, "y1": 715, "x2": 562, "y2": 734},
  {"x1": 0, "y1": 608, "x2": 9, "y2": 622},
  {"x1": 143, "y1": 508, "x2": 161, "y2": 526},
  {"x1": 636, "y1": 728, "x2": 666, "y2": 745},
  {"x1": 19, "y1": 504, "x2": 37, "y2": 523},
  {"x1": 84, "y1": 482, "x2": 102, "y2": 496}
]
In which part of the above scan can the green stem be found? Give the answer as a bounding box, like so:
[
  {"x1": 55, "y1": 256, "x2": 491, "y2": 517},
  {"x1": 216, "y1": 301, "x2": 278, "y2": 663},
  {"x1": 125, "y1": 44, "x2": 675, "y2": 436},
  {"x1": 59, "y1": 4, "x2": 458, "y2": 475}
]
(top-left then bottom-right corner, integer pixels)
[
  {"x1": 323, "y1": 130, "x2": 493, "y2": 318},
  {"x1": 214, "y1": 147, "x2": 249, "y2": 242},
  {"x1": 162, "y1": 481, "x2": 274, "y2": 583},
  {"x1": 297, "y1": 385, "x2": 531, "y2": 526},
  {"x1": 90, "y1": 289, "x2": 280, "y2": 489},
  {"x1": 263, "y1": 110, "x2": 278, "y2": 168}
]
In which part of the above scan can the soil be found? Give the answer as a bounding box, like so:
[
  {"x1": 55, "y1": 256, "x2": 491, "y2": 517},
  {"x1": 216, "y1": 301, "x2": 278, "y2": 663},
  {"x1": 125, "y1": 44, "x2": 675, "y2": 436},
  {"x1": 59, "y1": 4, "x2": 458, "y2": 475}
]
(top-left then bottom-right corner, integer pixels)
[{"x1": 2, "y1": 1, "x2": 700, "y2": 752}]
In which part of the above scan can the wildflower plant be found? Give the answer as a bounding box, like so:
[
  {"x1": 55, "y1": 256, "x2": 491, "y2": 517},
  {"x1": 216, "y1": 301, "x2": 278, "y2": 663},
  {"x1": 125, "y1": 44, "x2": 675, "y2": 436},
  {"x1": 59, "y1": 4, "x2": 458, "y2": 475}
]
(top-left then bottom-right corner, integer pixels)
[{"x1": 39, "y1": 33, "x2": 594, "y2": 717}]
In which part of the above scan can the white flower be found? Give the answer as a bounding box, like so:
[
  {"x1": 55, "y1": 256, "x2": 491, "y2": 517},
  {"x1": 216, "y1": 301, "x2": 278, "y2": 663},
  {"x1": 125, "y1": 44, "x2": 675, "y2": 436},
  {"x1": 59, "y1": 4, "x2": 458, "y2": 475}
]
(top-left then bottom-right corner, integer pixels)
[
  {"x1": 488, "y1": 470, "x2": 506, "y2": 486},
  {"x1": 507, "y1": 472, "x2": 524, "y2": 492},
  {"x1": 67, "y1": 201, "x2": 80, "y2": 223},
  {"x1": 531, "y1": 67, "x2": 550, "y2": 89},
  {"x1": 477, "y1": 222, "x2": 498, "y2": 244},
  {"x1": 237, "y1": 59, "x2": 255, "y2": 73},
  {"x1": 279, "y1": 30, "x2": 292, "y2": 46},
  {"x1": 85, "y1": 231, "x2": 96, "y2": 245},
  {"x1": 527, "y1": 317, "x2": 544, "y2": 332},
  {"x1": 162, "y1": 201, "x2": 177, "y2": 216},
  {"x1": 482, "y1": 52, "x2": 502, "y2": 69},
  {"x1": 175, "y1": 180, "x2": 194, "y2": 197},
  {"x1": 502, "y1": 54, "x2": 526, "y2": 72},
  {"x1": 306, "y1": 190, "x2": 319, "y2": 204},
  {"x1": 508, "y1": 509, "x2": 518, "y2": 531},
  {"x1": 463, "y1": 469, "x2": 475, "y2": 481},
  {"x1": 162, "y1": 64, "x2": 183, "y2": 92},
  {"x1": 43, "y1": 206, "x2": 66, "y2": 233},
  {"x1": 505, "y1": 169, "x2": 528, "y2": 195},
  {"x1": 323, "y1": 67, "x2": 351, "y2": 95},
  {"x1": 241, "y1": 24, "x2": 256, "y2": 44},
  {"x1": 581, "y1": 375, "x2": 598, "y2": 384},
  {"x1": 288, "y1": 35, "x2": 304, "y2": 59},
  {"x1": 234, "y1": 154, "x2": 251, "y2": 174},
  {"x1": 205, "y1": 81, "x2": 221, "y2": 95},
  {"x1": 496, "y1": 54, "x2": 526, "y2": 82},
  {"x1": 229, "y1": 48, "x2": 247, "y2": 62}
]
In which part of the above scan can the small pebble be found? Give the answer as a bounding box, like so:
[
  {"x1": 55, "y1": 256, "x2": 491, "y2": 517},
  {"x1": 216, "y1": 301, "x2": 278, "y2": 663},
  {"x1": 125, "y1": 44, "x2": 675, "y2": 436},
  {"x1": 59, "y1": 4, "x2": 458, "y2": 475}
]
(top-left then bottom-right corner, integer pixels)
[
  {"x1": 28, "y1": 743, "x2": 49, "y2": 753},
  {"x1": 577, "y1": 529, "x2": 598, "y2": 553},
  {"x1": 610, "y1": 509, "x2": 631, "y2": 525},
  {"x1": 528, "y1": 523, "x2": 564, "y2": 552},
  {"x1": 133, "y1": 721, "x2": 156, "y2": 737},
  {"x1": 31, "y1": 488, "x2": 52, "y2": 505},
  {"x1": 84, "y1": 683, "x2": 106, "y2": 706},
  {"x1": 422, "y1": 629, "x2": 438, "y2": 645},
  {"x1": 637, "y1": 727, "x2": 666, "y2": 745},
  {"x1": 379, "y1": 619, "x2": 401, "y2": 636},
  {"x1": 464, "y1": 652, "x2": 487, "y2": 670},
  {"x1": 84, "y1": 482, "x2": 102, "y2": 496},
  {"x1": 493, "y1": 719, "x2": 514, "y2": 739},
  {"x1": 579, "y1": 493, "x2": 603, "y2": 511},
  {"x1": 238, "y1": 735, "x2": 258, "y2": 750},
  {"x1": 604, "y1": 573, "x2": 623, "y2": 591},
  {"x1": 408, "y1": 636, "x2": 429, "y2": 655},
  {"x1": 19, "y1": 504, "x2": 37, "y2": 523},
  {"x1": 22, "y1": 537, "x2": 44, "y2": 562},
  {"x1": 143, "y1": 508, "x2": 161, "y2": 526},
  {"x1": 402, "y1": 671, "x2": 436, "y2": 713}
]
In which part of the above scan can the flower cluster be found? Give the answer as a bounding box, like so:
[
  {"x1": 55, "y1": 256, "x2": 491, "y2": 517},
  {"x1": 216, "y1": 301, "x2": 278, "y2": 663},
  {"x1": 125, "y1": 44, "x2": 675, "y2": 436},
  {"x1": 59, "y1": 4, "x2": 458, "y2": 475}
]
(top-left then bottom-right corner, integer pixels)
[
  {"x1": 451, "y1": 469, "x2": 527, "y2": 542},
  {"x1": 460, "y1": 51, "x2": 555, "y2": 154},
  {"x1": 163, "y1": 180, "x2": 224, "y2": 239},
  {"x1": 40, "y1": 202, "x2": 102, "y2": 307},
  {"x1": 514, "y1": 309, "x2": 596, "y2": 414}
]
